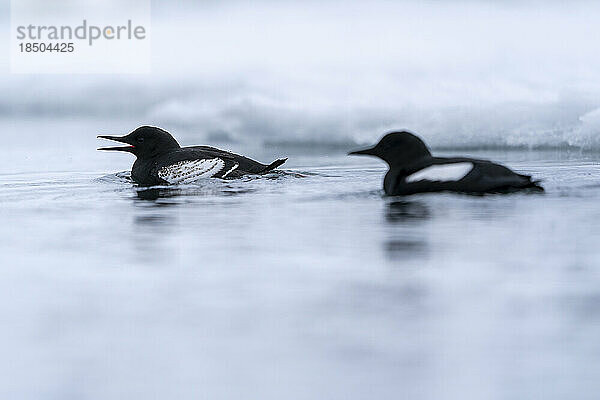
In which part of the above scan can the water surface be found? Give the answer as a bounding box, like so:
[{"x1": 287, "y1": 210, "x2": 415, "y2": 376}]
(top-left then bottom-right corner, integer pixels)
[{"x1": 1, "y1": 139, "x2": 600, "y2": 399}]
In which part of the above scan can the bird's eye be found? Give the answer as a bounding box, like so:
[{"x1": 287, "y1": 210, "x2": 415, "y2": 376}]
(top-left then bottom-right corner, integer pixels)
[{"x1": 137, "y1": 137, "x2": 145, "y2": 143}]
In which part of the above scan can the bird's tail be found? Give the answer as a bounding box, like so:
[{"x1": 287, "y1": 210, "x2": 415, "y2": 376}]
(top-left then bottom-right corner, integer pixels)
[
  {"x1": 520, "y1": 174, "x2": 544, "y2": 191},
  {"x1": 261, "y1": 158, "x2": 287, "y2": 173}
]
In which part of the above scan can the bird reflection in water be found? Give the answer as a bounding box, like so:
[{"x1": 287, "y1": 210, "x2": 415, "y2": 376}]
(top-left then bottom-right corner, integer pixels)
[
  {"x1": 385, "y1": 200, "x2": 430, "y2": 223},
  {"x1": 134, "y1": 185, "x2": 256, "y2": 202},
  {"x1": 384, "y1": 201, "x2": 430, "y2": 259},
  {"x1": 135, "y1": 187, "x2": 181, "y2": 201}
]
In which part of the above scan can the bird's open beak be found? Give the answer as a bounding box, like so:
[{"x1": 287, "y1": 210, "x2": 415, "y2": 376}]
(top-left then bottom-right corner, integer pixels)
[
  {"x1": 97, "y1": 135, "x2": 135, "y2": 152},
  {"x1": 348, "y1": 147, "x2": 376, "y2": 156}
]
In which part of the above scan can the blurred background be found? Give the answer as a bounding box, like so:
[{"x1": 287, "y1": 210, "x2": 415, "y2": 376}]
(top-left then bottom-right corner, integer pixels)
[{"x1": 2, "y1": 0, "x2": 600, "y2": 157}]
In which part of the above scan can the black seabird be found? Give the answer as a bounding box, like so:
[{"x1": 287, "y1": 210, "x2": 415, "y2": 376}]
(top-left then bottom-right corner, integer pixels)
[
  {"x1": 98, "y1": 126, "x2": 287, "y2": 185},
  {"x1": 349, "y1": 131, "x2": 543, "y2": 195}
]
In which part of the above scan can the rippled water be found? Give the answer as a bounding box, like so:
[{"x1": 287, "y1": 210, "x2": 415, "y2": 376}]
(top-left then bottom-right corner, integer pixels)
[{"x1": 2, "y1": 145, "x2": 600, "y2": 399}]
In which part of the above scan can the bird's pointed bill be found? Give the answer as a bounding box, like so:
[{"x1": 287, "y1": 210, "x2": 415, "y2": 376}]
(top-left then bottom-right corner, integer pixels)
[
  {"x1": 348, "y1": 147, "x2": 376, "y2": 156},
  {"x1": 97, "y1": 135, "x2": 135, "y2": 152}
]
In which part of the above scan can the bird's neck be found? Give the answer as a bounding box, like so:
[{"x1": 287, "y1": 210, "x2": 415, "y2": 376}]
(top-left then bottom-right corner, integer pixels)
[
  {"x1": 383, "y1": 169, "x2": 400, "y2": 195},
  {"x1": 386, "y1": 154, "x2": 431, "y2": 171}
]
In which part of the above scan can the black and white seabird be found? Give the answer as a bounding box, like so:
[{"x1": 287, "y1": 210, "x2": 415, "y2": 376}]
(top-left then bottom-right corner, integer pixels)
[
  {"x1": 98, "y1": 126, "x2": 287, "y2": 185},
  {"x1": 349, "y1": 131, "x2": 543, "y2": 195}
]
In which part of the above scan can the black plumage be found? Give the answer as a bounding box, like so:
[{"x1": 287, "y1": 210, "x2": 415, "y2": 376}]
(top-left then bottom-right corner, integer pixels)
[
  {"x1": 98, "y1": 126, "x2": 287, "y2": 185},
  {"x1": 349, "y1": 131, "x2": 543, "y2": 195}
]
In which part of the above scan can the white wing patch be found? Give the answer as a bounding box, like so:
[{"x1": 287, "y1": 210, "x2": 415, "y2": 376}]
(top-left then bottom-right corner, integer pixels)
[
  {"x1": 406, "y1": 162, "x2": 474, "y2": 183},
  {"x1": 158, "y1": 158, "x2": 225, "y2": 184}
]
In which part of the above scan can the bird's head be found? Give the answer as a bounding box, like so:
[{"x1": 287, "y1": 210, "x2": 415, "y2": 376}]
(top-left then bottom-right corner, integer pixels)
[
  {"x1": 98, "y1": 126, "x2": 181, "y2": 158},
  {"x1": 348, "y1": 131, "x2": 431, "y2": 166}
]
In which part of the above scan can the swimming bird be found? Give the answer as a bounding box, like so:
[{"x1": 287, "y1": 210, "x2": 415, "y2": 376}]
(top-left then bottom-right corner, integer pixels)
[
  {"x1": 348, "y1": 131, "x2": 542, "y2": 195},
  {"x1": 98, "y1": 126, "x2": 287, "y2": 185}
]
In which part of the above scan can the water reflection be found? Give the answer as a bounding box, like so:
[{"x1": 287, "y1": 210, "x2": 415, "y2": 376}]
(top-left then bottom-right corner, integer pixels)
[
  {"x1": 385, "y1": 239, "x2": 427, "y2": 254},
  {"x1": 134, "y1": 214, "x2": 173, "y2": 226},
  {"x1": 385, "y1": 201, "x2": 430, "y2": 223},
  {"x1": 384, "y1": 201, "x2": 430, "y2": 260},
  {"x1": 135, "y1": 188, "x2": 182, "y2": 201},
  {"x1": 134, "y1": 185, "x2": 256, "y2": 202}
]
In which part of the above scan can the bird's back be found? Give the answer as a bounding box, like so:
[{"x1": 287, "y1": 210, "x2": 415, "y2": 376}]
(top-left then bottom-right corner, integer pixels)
[
  {"x1": 185, "y1": 146, "x2": 274, "y2": 174},
  {"x1": 132, "y1": 145, "x2": 286, "y2": 185},
  {"x1": 385, "y1": 157, "x2": 541, "y2": 195}
]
